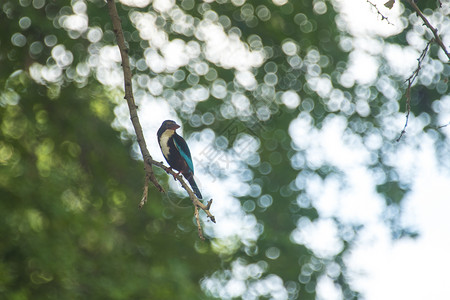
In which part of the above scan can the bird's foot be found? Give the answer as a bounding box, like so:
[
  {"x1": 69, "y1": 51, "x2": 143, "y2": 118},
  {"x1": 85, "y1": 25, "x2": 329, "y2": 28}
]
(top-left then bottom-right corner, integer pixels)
[
  {"x1": 163, "y1": 165, "x2": 181, "y2": 180},
  {"x1": 172, "y1": 171, "x2": 182, "y2": 181}
]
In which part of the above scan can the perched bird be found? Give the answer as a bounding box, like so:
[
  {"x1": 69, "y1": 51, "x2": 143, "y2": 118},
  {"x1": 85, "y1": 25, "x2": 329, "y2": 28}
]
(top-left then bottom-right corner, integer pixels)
[{"x1": 157, "y1": 120, "x2": 203, "y2": 199}]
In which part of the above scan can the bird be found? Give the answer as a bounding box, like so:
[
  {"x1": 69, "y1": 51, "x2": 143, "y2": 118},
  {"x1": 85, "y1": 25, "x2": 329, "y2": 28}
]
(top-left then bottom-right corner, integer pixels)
[{"x1": 157, "y1": 120, "x2": 203, "y2": 199}]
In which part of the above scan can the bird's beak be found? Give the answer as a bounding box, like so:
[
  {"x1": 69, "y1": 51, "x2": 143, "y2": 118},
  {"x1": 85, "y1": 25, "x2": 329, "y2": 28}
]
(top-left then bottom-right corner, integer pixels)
[{"x1": 171, "y1": 123, "x2": 180, "y2": 130}]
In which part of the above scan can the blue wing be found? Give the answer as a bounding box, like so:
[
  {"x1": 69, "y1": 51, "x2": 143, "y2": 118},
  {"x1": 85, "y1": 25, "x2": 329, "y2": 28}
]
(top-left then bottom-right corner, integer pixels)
[{"x1": 173, "y1": 134, "x2": 194, "y2": 173}]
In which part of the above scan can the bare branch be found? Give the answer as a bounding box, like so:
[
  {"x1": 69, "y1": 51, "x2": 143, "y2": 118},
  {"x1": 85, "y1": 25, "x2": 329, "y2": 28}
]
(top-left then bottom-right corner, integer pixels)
[
  {"x1": 396, "y1": 87, "x2": 411, "y2": 142},
  {"x1": 194, "y1": 205, "x2": 204, "y2": 240},
  {"x1": 397, "y1": 1, "x2": 450, "y2": 141},
  {"x1": 366, "y1": 0, "x2": 394, "y2": 25},
  {"x1": 139, "y1": 174, "x2": 149, "y2": 209},
  {"x1": 106, "y1": 0, "x2": 215, "y2": 239},
  {"x1": 150, "y1": 159, "x2": 216, "y2": 239},
  {"x1": 106, "y1": 0, "x2": 164, "y2": 194},
  {"x1": 406, "y1": 0, "x2": 450, "y2": 60},
  {"x1": 151, "y1": 159, "x2": 216, "y2": 224},
  {"x1": 397, "y1": 39, "x2": 432, "y2": 142},
  {"x1": 437, "y1": 121, "x2": 450, "y2": 129}
]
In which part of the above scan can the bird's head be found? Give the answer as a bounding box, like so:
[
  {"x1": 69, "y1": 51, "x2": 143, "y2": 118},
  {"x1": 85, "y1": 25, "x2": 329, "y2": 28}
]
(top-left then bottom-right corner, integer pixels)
[{"x1": 161, "y1": 120, "x2": 180, "y2": 131}]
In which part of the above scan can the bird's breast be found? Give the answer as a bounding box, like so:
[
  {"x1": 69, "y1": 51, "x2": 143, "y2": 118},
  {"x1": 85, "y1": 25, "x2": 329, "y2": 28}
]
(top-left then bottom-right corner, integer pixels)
[{"x1": 159, "y1": 129, "x2": 174, "y2": 158}]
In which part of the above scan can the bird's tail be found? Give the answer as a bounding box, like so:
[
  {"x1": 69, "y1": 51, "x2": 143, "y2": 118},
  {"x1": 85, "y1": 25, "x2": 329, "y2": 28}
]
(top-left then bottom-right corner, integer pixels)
[{"x1": 186, "y1": 173, "x2": 202, "y2": 199}]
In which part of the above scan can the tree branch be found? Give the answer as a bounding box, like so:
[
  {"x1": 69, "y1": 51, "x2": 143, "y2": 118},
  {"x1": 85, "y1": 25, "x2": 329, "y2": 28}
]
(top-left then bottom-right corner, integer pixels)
[
  {"x1": 149, "y1": 158, "x2": 216, "y2": 240},
  {"x1": 397, "y1": 1, "x2": 450, "y2": 141},
  {"x1": 106, "y1": 0, "x2": 163, "y2": 195},
  {"x1": 406, "y1": 0, "x2": 450, "y2": 60},
  {"x1": 397, "y1": 39, "x2": 432, "y2": 142},
  {"x1": 150, "y1": 159, "x2": 216, "y2": 222},
  {"x1": 437, "y1": 121, "x2": 450, "y2": 129},
  {"x1": 366, "y1": 0, "x2": 394, "y2": 25},
  {"x1": 139, "y1": 174, "x2": 149, "y2": 208},
  {"x1": 106, "y1": 0, "x2": 215, "y2": 239}
]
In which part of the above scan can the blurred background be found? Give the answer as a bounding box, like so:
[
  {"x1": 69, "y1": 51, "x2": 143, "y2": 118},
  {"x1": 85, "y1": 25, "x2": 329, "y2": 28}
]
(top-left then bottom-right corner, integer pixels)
[{"x1": 1, "y1": 0, "x2": 450, "y2": 299}]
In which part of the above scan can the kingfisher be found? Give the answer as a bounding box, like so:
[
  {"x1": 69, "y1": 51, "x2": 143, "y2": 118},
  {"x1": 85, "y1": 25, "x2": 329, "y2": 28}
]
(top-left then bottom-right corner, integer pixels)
[{"x1": 157, "y1": 120, "x2": 203, "y2": 199}]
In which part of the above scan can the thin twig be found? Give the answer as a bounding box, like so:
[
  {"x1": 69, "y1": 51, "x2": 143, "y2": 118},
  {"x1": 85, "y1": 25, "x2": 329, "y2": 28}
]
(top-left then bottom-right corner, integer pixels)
[
  {"x1": 366, "y1": 0, "x2": 394, "y2": 25},
  {"x1": 139, "y1": 174, "x2": 149, "y2": 209},
  {"x1": 397, "y1": 0, "x2": 450, "y2": 141},
  {"x1": 396, "y1": 39, "x2": 433, "y2": 142},
  {"x1": 406, "y1": 0, "x2": 450, "y2": 60},
  {"x1": 396, "y1": 89, "x2": 411, "y2": 142},
  {"x1": 437, "y1": 121, "x2": 450, "y2": 129},
  {"x1": 106, "y1": 0, "x2": 215, "y2": 239}
]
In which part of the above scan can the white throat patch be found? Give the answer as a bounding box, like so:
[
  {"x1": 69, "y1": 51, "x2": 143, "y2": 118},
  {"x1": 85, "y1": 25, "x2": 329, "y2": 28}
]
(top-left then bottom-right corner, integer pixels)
[{"x1": 160, "y1": 129, "x2": 175, "y2": 157}]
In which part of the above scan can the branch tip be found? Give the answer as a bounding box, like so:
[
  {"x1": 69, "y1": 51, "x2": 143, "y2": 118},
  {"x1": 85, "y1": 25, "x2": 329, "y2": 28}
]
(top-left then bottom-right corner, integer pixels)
[{"x1": 206, "y1": 199, "x2": 213, "y2": 210}]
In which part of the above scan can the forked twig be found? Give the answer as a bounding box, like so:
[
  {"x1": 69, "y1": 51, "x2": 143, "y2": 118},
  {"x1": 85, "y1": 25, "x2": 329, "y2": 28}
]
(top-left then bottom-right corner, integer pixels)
[
  {"x1": 437, "y1": 121, "x2": 450, "y2": 129},
  {"x1": 366, "y1": 0, "x2": 394, "y2": 25},
  {"x1": 396, "y1": 39, "x2": 433, "y2": 142},
  {"x1": 406, "y1": 0, "x2": 450, "y2": 60},
  {"x1": 397, "y1": 1, "x2": 450, "y2": 140}
]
